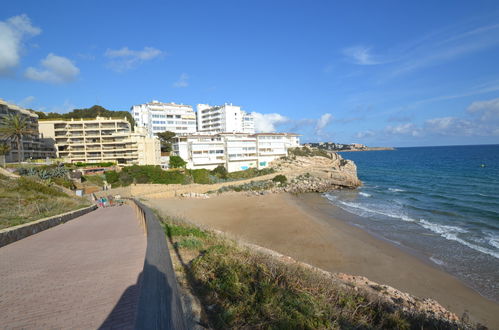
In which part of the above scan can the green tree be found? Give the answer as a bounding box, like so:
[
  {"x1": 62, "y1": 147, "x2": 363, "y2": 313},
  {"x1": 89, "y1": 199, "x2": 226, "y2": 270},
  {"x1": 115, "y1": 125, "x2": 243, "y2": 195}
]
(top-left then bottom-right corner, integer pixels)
[
  {"x1": 211, "y1": 165, "x2": 228, "y2": 179},
  {"x1": 34, "y1": 105, "x2": 136, "y2": 130},
  {"x1": 156, "y1": 131, "x2": 176, "y2": 153},
  {"x1": 169, "y1": 155, "x2": 187, "y2": 169},
  {"x1": 0, "y1": 114, "x2": 35, "y2": 163}
]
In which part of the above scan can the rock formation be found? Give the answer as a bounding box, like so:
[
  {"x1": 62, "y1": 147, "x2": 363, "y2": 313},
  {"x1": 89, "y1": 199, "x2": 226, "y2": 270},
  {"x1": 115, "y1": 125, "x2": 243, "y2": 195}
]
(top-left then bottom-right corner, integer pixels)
[{"x1": 270, "y1": 152, "x2": 362, "y2": 192}]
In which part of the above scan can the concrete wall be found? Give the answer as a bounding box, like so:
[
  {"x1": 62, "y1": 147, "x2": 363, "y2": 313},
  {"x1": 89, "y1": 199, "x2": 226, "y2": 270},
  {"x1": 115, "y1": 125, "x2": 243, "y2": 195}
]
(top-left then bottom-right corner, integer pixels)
[{"x1": 0, "y1": 205, "x2": 97, "y2": 248}]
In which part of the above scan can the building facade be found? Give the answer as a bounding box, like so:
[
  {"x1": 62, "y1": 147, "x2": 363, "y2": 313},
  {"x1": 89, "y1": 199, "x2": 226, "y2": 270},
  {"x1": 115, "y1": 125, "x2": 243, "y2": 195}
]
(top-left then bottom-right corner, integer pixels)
[
  {"x1": 0, "y1": 98, "x2": 56, "y2": 163},
  {"x1": 196, "y1": 103, "x2": 255, "y2": 134},
  {"x1": 131, "y1": 100, "x2": 197, "y2": 137},
  {"x1": 39, "y1": 117, "x2": 160, "y2": 165},
  {"x1": 173, "y1": 132, "x2": 299, "y2": 172}
]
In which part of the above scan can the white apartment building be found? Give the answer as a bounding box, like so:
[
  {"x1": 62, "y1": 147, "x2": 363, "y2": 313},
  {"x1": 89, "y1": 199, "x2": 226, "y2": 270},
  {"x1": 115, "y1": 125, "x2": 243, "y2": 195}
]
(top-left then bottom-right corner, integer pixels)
[
  {"x1": 173, "y1": 132, "x2": 299, "y2": 172},
  {"x1": 196, "y1": 103, "x2": 255, "y2": 134},
  {"x1": 0, "y1": 98, "x2": 56, "y2": 163},
  {"x1": 131, "y1": 100, "x2": 197, "y2": 137},
  {"x1": 39, "y1": 117, "x2": 160, "y2": 165}
]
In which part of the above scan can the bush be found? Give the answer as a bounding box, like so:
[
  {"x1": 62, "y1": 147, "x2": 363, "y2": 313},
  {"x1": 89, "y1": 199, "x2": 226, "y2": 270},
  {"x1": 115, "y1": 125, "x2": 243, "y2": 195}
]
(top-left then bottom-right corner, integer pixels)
[
  {"x1": 190, "y1": 169, "x2": 211, "y2": 184},
  {"x1": 288, "y1": 147, "x2": 332, "y2": 159},
  {"x1": 169, "y1": 155, "x2": 187, "y2": 169},
  {"x1": 105, "y1": 171, "x2": 119, "y2": 184},
  {"x1": 74, "y1": 162, "x2": 115, "y2": 167},
  {"x1": 272, "y1": 174, "x2": 287, "y2": 184},
  {"x1": 226, "y1": 167, "x2": 275, "y2": 180},
  {"x1": 211, "y1": 165, "x2": 228, "y2": 179}
]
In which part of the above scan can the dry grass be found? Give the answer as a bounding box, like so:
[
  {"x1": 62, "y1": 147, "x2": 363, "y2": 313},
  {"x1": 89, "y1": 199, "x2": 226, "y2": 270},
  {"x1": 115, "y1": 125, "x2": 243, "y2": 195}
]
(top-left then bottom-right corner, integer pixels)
[
  {"x1": 161, "y1": 217, "x2": 473, "y2": 330},
  {"x1": 0, "y1": 174, "x2": 90, "y2": 229}
]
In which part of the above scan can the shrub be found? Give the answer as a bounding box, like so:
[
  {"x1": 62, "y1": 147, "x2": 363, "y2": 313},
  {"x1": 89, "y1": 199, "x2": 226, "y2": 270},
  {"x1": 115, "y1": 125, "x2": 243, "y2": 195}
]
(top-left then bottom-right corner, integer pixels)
[
  {"x1": 272, "y1": 174, "x2": 287, "y2": 184},
  {"x1": 288, "y1": 147, "x2": 332, "y2": 159},
  {"x1": 74, "y1": 162, "x2": 115, "y2": 167},
  {"x1": 211, "y1": 165, "x2": 228, "y2": 179},
  {"x1": 169, "y1": 155, "x2": 187, "y2": 169},
  {"x1": 190, "y1": 169, "x2": 211, "y2": 184},
  {"x1": 227, "y1": 167, "x2": 275, "y2": 180},
  {"x1": 104, "y1": 171, "x2": 119, "y2": 183}
]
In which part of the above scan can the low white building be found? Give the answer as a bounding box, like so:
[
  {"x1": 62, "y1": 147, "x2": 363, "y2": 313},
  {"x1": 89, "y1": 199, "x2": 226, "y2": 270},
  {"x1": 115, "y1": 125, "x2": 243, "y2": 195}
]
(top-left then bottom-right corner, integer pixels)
[
  {"x1": 196, "y1": 103, "x2": 255, "y2": 134},
  {"x1": 173, "y1": 132, "x2": 299, "y2": 172},
  {"x1": 131, "y1": 100, "x2": 197, "y2": 137}
]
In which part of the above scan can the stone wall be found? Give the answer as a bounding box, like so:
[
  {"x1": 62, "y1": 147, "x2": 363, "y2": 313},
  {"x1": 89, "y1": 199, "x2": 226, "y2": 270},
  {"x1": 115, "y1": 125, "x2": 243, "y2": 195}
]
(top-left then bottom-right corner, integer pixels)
[{"x1": 0, "y1": 205, "x2": 97, "y2": 248}]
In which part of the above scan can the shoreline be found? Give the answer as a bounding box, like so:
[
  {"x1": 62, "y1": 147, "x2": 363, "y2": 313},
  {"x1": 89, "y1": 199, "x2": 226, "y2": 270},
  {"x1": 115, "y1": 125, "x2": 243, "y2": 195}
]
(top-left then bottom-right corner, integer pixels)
[{"x1": 145, "y1": 192, "x2": 499, "y2": 328}]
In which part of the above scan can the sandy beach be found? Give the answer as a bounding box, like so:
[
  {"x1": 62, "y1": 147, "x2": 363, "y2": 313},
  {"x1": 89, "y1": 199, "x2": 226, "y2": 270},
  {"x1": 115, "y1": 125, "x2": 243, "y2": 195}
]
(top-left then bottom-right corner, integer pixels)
[{"x1": 145, "y1": 192, "x2": 499, "y2": 328}]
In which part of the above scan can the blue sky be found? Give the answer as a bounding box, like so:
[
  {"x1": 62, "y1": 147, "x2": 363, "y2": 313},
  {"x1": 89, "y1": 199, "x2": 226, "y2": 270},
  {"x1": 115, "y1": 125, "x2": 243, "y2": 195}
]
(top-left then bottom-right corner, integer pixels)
[{"x1": 1, "y1": 1, "x2": 499, "y2": 146}]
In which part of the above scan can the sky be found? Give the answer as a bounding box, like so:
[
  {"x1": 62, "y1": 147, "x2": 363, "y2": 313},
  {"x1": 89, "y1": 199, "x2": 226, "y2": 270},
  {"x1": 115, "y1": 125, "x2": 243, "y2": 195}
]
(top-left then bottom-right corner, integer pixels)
[{"x1": 1, "y1": 1, "x2": 499, "y2": 147}]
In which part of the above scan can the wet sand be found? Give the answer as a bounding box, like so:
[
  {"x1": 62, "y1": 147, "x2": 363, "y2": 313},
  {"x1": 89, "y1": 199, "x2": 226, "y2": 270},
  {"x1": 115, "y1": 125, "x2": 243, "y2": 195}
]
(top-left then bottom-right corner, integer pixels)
[{"x1": 145, "y1": 192, "x2": 499, "y2": 327}]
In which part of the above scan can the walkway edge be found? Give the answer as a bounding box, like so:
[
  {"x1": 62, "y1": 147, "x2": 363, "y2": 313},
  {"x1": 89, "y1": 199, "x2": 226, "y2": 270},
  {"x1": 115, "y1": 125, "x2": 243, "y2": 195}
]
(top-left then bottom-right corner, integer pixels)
[
  {"x1": 132, "y1": 199, "x2": 187, "y2": 330},
  {"x1": 0, "y1": 204, "x2": 97, "y2": 248}
]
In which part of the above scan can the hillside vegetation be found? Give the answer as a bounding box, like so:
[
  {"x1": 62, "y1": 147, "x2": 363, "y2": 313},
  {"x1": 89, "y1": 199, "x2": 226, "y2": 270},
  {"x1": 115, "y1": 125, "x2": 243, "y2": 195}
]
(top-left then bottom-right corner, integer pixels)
[
  {"x1": 161, "y1": 216, "x2": 471, "y2": 330},
  {"x1": 0, "y1": 174, "x2": 90, "y2": 229},
  {"x1": 34, "y1": 105, "x2": 135, "y2": 129},
  {"x1": 104, "y1": 165, "x2": 274, "y2": 187}
]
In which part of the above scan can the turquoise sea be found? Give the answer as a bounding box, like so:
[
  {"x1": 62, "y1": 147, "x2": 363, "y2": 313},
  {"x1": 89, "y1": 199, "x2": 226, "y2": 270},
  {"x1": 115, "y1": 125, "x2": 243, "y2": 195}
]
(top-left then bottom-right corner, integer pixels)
[{"x1": 325, "y1": 145, "x2": 499, "y2": 302}]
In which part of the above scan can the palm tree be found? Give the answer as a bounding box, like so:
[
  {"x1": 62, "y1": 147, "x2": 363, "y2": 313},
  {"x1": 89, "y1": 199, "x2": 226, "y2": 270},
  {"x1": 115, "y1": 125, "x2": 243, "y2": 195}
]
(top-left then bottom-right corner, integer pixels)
[{"x1": 0, "y1": 114, "x2": 35, "y2": 163}]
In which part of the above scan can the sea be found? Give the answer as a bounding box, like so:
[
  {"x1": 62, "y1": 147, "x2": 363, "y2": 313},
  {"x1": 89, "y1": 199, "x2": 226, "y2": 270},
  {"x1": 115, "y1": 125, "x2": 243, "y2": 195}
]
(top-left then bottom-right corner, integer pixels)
[{"x1": 324, "y1": 145, "x2": 499, "y2": 302}]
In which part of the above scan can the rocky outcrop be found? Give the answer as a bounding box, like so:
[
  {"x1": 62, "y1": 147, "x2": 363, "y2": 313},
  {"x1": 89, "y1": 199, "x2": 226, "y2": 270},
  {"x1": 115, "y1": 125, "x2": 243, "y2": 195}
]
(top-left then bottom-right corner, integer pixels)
[{"x1": 270, "y1": 153, "x2": 362, "y2": 192}]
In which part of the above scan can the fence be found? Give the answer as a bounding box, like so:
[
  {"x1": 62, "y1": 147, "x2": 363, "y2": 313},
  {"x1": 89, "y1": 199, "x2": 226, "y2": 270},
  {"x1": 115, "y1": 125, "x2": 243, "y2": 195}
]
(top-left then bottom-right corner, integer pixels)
[{"x1": 128, "y1": 199, "x2": 187, "y2": 330}]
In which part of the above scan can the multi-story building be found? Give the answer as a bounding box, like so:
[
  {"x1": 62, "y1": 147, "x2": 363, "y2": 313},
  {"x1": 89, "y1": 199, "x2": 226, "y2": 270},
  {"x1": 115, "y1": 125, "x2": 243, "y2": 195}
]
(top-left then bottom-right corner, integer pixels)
[
  {"x1": 38, "y1": 117, "x2": 160, "y2": 165},
  {"x1": 173, "y1": 132, "x2": 299, "y2": 172},
  {"x1": 196, "y1": 103, "x2": 255, "y2": 134},
  {"x1": 131, "y1": 100, "x2": 197, "y2": 137},
  {"x1": 0, "y1": 98, "x2": 56, "y2": 163}
]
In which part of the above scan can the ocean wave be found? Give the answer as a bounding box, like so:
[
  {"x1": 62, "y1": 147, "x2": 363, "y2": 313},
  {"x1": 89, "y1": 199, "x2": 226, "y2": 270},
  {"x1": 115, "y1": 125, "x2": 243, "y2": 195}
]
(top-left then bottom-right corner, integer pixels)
[
  {"x1": 430, "y1": 256, "x2": 445, "y2": 266},
  {"x1": 324, "y1": 195, "x2": 417, "y2": 223},
  {"x1": 419, "y1": 220, "x2": 468, "y2": 234},
  {"x1": 359, "y1": 192, "x2": 371, "y2": 197},
  {"x1": 388, "y1": 188, "x2": 406, "y2": 193},
  {"x1": 419, "y1": 220, "x2": 499, "y2": 259},
  {"x1": 487, "y1": 235, "x2": 499, "y2": 249}
]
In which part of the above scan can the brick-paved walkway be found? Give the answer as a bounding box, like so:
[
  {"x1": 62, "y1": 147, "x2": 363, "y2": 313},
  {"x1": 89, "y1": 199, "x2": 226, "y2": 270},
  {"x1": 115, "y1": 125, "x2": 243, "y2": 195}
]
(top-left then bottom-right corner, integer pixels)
[{"x1": 0, "y1": 205, "x2": 146, "y2": 329}]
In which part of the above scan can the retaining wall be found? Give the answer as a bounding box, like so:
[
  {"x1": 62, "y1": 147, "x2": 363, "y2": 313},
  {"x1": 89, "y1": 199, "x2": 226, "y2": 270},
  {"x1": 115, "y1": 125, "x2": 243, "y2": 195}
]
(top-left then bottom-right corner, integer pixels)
[{"x1": 0, "y1": 205, "x2": 97, "y2": 248}]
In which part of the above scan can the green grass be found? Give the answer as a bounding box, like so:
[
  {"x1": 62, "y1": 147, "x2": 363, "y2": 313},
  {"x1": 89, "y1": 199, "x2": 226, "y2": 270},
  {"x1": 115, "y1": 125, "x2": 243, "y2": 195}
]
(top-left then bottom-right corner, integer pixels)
[
  {"x1": 0, "y1": 174, "x2": 90, "y2": 229},
  {"x1": 161, "y1": 216, "x2": 469, "y2": 330},
  {"x1": 82, "y1": 174, "x2": 105, "y2": 186}
]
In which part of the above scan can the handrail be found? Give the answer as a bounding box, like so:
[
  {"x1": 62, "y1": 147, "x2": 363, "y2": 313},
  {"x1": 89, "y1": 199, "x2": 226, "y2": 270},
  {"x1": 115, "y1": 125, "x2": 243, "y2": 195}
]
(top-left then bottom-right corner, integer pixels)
[{"x1": 129, "y1": 199, "x2": 187, "y2": 330}]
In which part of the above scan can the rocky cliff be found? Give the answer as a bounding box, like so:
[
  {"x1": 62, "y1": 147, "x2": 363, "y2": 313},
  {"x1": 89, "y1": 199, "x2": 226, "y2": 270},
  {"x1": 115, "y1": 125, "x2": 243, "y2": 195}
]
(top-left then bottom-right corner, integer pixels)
[{"x1": 270, "y1": 152, "x2": 362, "y2": 192}]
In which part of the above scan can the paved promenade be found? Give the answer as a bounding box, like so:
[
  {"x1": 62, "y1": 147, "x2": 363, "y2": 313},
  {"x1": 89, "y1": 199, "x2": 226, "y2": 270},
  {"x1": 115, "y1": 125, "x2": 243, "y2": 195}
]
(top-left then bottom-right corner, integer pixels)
[{"x1": 0, "y1": 205, "x2": 146, "y2": 329}]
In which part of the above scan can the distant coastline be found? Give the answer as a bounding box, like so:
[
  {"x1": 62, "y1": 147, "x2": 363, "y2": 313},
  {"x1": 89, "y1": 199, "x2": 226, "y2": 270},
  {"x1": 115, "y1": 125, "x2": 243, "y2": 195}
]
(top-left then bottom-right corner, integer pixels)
[{"x1": 339, "y1": 147, "x2": 395, "y2": 152}]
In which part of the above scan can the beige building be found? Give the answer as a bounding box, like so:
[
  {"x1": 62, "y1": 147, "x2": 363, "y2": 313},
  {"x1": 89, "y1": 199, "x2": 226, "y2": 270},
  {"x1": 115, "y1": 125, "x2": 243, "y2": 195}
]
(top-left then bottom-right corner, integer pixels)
[
  {"x1": 39, "y1": 117, "x2": 160, "y2": 165},
  {"x1": 0, "y1": 98, "x2": 56, "y2": 163}
]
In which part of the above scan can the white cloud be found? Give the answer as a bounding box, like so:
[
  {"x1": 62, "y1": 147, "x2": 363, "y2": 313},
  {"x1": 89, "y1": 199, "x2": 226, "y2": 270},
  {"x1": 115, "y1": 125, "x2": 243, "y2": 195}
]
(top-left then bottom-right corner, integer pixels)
[
  {"x1": 467, "y1": 97, "x2": 499, "y2": 122},
  {"x1": 25, "y1": 53, "x2": 79, "y2": 83},
  {"x1": 18, "y1": 95, "x2": 35, "y2": 107},
  {"x1": 342, "y1": 46, "x2": 380, "y2": 65},
  {"x1": 354, "y1": 130, "x2": 375, "y2": 139},
  {"x1": 173, "y1": 73, "x2": 189, "y2": 88},
  {"x1": 0, "y1": 14, "x2": 41, "y2": 74},
  {"x1": 385, "y1": 123, "x2": 421, "y2": 136},
  {"x1": 104, "y1": 46, "x2": 164, "y2": 72},
  {"x1": 391, "y1": 23, "x2": 499, "y2": 76},
  {"x1": 315, "y1": 113, "x2": 333, "y2": 132},
  {"x1": 251, "y1": 112, "x2": 288, "y2": 132}
]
